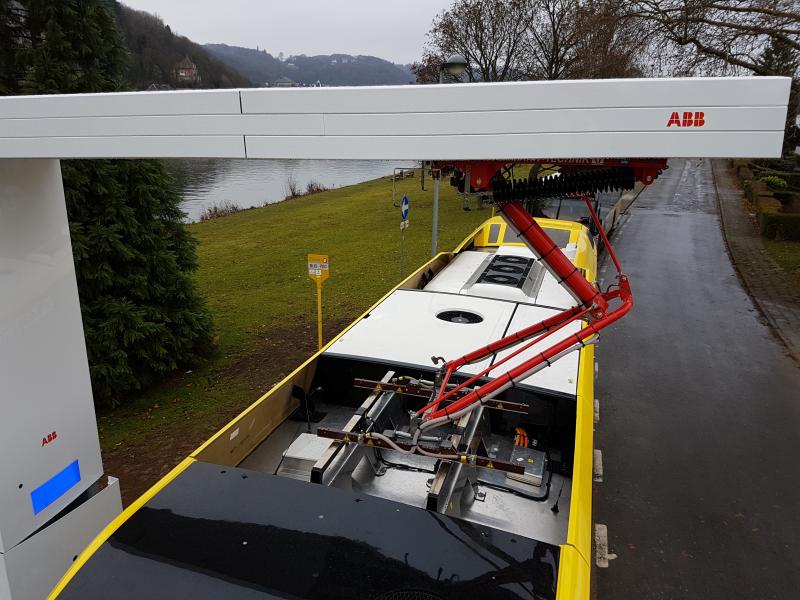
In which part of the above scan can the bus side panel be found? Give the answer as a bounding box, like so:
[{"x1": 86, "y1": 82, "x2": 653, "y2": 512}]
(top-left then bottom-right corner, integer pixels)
[
  {"x1": 191, "y1": 362, "x2": 314, "y2": 467},
  {"x1": 565, "y1": 343, "x2": 595, "y2": 563},
  {"x1": 555, "y1": 545, "x2": 591, "y2": 600}
]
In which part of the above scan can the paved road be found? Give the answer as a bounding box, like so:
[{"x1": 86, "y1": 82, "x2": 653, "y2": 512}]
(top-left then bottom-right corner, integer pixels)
[{"x1": 594, "y1": 159, "x2": 800, "y2": 600}]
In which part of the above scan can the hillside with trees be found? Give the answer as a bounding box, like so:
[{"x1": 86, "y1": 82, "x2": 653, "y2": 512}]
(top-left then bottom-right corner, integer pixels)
[
  {"x1": 205, "y1": 43, "x2": 414, "y2": 86},
  {"x1": 112, "y1": 2, "x2": 251, "y2": 89}
]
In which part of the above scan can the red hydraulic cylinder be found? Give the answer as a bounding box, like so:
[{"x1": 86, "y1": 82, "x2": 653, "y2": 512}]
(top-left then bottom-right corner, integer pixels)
[
  {"x1": 422, "y1": 195, "x2": 633, "y2": 423},
  {"x1": 499, "y1": 201, "x2": 605, "y2": 312}
]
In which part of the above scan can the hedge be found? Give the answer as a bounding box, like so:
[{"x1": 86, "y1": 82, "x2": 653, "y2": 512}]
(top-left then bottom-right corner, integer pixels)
[
  {"x1": 737, "y1": 166, "x2": 800, "y2": 241},
  {"x1": 758, "y1": 207, "x2": 800, "y2": 241}
]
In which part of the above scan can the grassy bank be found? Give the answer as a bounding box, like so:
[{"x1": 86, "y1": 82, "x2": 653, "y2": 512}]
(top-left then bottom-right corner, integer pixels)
[
  {"x1": 764, "y1": 239, "x2": 800, "y2": 286},
  {"x1": 97, "y1": 171, "x2": 487, "y2": 501}
]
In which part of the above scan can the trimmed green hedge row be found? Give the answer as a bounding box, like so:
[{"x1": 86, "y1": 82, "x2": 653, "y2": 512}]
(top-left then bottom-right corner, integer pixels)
[
  {"x1": 758, "y1": 207, "x2": 800, "y2": 241},
  {"x1": 740, "y1": 170, "x2": 800, "y2": 241}
]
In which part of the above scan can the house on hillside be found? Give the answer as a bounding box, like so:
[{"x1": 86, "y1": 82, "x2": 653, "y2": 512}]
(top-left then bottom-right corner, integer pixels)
[
  {"x1": 270, "y1": 76, "x2": 297, "y2": 88},
  {"x1": 174, "y1": 56, "x2": 201, "y2": 86}
]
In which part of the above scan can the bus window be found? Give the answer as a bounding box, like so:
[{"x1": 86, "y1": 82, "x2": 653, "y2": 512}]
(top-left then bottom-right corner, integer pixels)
[
  {"x1": 487, "y1": 223, "x2": 501, "y2": 244},
  {"x1": 503, "y1": 226, "x2": 571, "y2": 248},
  {"x1": 538, "y1": 198, "x2": 561, "y2": 220},
  {"x1": 555, "y1": 198, "x2": 591, "y2": 223},
  {"x1": 543, "y1": 228, "x2": 572, "y2": 248}
]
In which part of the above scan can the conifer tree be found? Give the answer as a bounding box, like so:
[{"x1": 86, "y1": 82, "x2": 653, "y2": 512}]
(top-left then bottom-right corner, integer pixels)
[
  {"x1": 10, "y1": 0, "x2": 214, "y2": 405},
  {"x1": 0, "y1": 1, "x2": 22, "y2": 94}
]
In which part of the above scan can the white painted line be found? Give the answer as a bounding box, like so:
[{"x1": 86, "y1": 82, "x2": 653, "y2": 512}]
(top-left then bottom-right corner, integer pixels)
[
  {"x1": 594, "y1": 398, "x2": 600, "y2": 424},
  {"x1": 595, "y1": 524, "x2": 617, "y2": 568},
  {"x1": 593, "y1": 449, "x2": 604, "y2": 482}
]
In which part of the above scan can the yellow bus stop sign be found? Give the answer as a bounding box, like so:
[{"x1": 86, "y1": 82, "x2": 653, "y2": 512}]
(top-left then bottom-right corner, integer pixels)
[
  {"x1": 307, "y1": 253, "x2": 329, "y2": 284},
  {"x1": 307, "y1": 254, "x2": 329, "y2": 349}
]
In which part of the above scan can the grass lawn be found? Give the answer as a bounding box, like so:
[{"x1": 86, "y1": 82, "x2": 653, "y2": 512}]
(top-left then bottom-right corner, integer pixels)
[
  {"x1": 97, "y1": 171, "x2": 488, "y2": 501},
  {"x1": 764, "y1": 238, "x2": 800, "y2": 286}
]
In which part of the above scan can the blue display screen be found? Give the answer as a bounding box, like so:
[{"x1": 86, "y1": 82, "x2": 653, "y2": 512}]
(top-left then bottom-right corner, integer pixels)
[{"x1": 30, "y1": 459, "x2": 81, "y2": 515}]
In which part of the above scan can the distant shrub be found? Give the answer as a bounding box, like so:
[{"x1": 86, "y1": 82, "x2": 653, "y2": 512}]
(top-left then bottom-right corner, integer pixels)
[
  {"x1": 199, "y1": 201, "x2": 244, "y2": 221},
  {"x1": 761, "y1": 176, "x2": 788, "y2": 191},
  {"x1": 305, "y1": 179, "x2": 329, "y2": 195},
  {"x1": 284, "y1": 175, "x2": 300, "y2": 198},
  {"x1": 277, "y1": 177, "x2": 330, "y2": 202}
]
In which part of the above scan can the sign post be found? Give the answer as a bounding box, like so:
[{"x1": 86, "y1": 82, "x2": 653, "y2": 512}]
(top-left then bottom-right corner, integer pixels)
[
  {"x1": 400, "y1": 195, "x2": 410, "y2": 277},
  {"x1": 307, "y1": 253, "x2": 329, "y2": 350},
  {"x1": 431, "y1": 169, "x2": 440, "y2": 256}
]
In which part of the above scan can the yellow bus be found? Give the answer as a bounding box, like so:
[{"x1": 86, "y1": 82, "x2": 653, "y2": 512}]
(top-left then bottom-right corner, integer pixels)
[{"x1": 51, "y1": 216, "x2": 598, "y2": 600}]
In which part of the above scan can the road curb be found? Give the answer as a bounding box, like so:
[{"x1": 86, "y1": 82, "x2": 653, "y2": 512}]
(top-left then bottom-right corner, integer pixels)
[{"x1": 620, "y1": 182, "x2": 646, "y2": 215}]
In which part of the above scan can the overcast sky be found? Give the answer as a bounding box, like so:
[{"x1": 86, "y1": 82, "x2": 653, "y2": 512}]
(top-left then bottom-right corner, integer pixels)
[{"x1": 120, "y1": 1, "x2": 453, "y2": 64}]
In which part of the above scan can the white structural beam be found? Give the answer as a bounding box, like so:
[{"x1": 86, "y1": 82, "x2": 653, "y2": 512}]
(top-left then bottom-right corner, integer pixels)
[{"x1": 0, "y1": 77, "x2": 791, "y2": 160}]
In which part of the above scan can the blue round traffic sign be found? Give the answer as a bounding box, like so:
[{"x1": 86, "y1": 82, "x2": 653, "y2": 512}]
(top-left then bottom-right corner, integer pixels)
[{"x1": 401, "y1": 195, "x2": 409, "y2": 220}]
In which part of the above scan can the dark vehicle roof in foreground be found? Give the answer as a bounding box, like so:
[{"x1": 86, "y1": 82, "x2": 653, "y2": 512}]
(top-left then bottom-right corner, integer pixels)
[{"x1": 57, "y1": 460, "x2": 559, "y2": 600}]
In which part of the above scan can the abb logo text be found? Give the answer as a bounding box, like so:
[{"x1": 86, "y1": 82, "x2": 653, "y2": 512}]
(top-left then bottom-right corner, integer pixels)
[
  {"x1": 667, "y1": 111, "x2": 705, "y2": 127},
  {"x1": 41, "y1": 431, "x2": 57, "y2": 446}
]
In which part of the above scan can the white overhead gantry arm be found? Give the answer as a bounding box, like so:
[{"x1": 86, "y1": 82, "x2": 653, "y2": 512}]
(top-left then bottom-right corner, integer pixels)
[
  {"x1": 0, "y1": 76, "x2": 790, "y2": 159},
  {"x1": 0, "y1": 77, "x2": 790, "y2": 600}
]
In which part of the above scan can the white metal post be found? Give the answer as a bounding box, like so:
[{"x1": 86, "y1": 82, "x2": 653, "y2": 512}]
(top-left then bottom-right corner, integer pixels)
[{"x1": 0, "y1": 159, "x2": 120, "y2": 600}]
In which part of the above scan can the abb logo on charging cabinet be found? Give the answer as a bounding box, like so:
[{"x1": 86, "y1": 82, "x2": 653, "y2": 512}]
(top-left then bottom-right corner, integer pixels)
[
  {"x1": 41, "y1": 431, "x2": 57, "y2": 446},
  {"x1": 667, "y1": 111, "x2": 705, "y2": 127}
]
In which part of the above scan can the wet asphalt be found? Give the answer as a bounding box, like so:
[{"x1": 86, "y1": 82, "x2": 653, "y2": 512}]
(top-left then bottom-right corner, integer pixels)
[{"x1": 594, "y1": 159, "x2": 800, "y2": 600}]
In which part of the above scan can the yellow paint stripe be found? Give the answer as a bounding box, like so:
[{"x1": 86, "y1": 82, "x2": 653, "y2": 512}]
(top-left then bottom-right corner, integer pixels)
[{"x1": 47, "y1": 457, "x2": 196, "y2": 599}]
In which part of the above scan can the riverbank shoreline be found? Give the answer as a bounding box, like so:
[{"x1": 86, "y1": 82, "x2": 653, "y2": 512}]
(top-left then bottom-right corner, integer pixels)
[
  {"x1": 98, "y1": 170, "x2": 488, "y2": 505},
  {"x1": 167, "y1": 158, "x2": 416, "y2": 222}
]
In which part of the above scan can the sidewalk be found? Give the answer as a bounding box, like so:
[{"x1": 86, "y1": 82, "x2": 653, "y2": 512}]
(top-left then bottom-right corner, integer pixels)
[{"x1": 712, "y1": 159, "x2": 800, "y2": 362}]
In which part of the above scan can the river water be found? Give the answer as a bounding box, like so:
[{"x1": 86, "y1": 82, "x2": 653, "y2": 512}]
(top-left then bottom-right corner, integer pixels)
[{"x1": 166, "y1": 159, "x2": 416, "y2": 222}]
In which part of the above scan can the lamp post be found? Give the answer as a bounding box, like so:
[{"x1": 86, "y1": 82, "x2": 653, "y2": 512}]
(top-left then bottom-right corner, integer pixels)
[
  {"x1": 431, "y1": 168, "x2": 441, "y2": 256},
  {"x1": 430, "y1": 54, "x2": 469, "y2": 256},
  {"x1": 439, "y1": 54, "x2": 469, "y2": 84}
]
